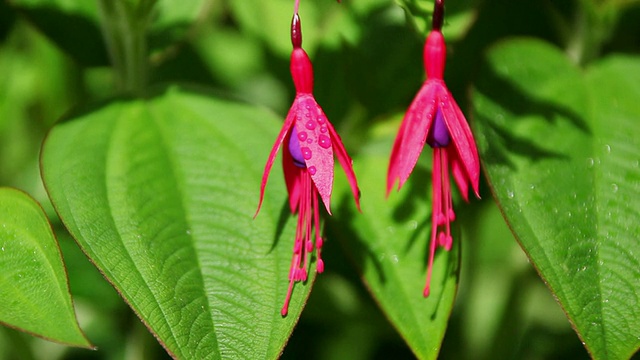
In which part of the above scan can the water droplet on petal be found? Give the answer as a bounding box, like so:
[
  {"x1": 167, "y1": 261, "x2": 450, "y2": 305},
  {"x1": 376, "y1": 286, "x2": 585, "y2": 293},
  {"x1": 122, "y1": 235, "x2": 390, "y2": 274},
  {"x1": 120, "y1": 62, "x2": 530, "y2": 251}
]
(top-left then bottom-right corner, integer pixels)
[
  {"x1": 298, "y1": 131, "x2": 308, "y2": 141},
  {"x1": 320, "y1": 126, "x2": 327, "y2": 133},
  {"x1": 308, "y1": 166, "x2": 317, "y2": 175},
  {"x1": 305, "y1": 120, "x2": 316, "y2": 130},
  {"x1": 317, "y1": 116, "x2": 325, "y2": 124},
  {"x1": 307, "y1": 138, "x2": 313, "y2": 144},
  {"x1": 318, "y1": 134, "x2": 331, "y2": 149},
  {"x1": 301, "y1": 147, "x2": 312, "y2": 160}
]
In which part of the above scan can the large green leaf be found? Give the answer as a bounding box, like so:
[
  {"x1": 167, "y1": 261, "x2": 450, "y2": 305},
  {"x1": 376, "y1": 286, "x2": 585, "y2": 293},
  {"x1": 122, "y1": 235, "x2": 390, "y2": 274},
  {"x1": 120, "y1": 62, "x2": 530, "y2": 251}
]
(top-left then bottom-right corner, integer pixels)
[
  {"x1": 0, "y1": 187, "x2": 90, "y2": 347},
  {"x1": 41, "y1": 86, "x2": 313, "y2": 359},
  {"x1": 473, "y1": 39, "x2": 640, "y2": 359},
  {"x1": 333, "y1": 125, "x2": 460, "y2": 360}
]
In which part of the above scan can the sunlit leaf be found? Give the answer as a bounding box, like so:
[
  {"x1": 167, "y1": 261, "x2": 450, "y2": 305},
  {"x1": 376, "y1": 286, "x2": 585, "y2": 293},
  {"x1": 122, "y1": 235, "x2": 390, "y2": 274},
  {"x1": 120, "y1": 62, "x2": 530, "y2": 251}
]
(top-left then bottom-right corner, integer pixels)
[
  {"x1": 41, "y1": 86, "x2": 313, "y2": 359},
  {"x1": 473, "y1": 38, "x2": 640, "y2": 360},
  {"x1": 0, "y1": 187, "x2": 91, "y2": 347},
  {"x1": 333, "y1": 127, "x2": 459, "y2": 360}
]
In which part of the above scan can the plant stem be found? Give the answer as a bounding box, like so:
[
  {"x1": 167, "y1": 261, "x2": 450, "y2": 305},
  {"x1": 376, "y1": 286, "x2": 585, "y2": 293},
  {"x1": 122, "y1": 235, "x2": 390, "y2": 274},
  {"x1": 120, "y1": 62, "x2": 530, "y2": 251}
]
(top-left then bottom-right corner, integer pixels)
[
  {"x1": 566, "y1": 0, "x2": 619, "y2": 65},
  {"x1": 97, "y1": 0, "x2": 152, "y2": 94}
]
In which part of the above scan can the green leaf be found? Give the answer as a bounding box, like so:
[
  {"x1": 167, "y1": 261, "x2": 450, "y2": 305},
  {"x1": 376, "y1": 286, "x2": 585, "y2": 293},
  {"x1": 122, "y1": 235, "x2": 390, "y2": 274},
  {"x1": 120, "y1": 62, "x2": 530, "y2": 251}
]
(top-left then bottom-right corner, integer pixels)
[
  {"x1": 41, "y1": 86, "x2": 313, "y2": 359},
  {"x1": 333, "y1": 126, "x2": 460, "y2": 360},
  {"x1": 0, "y1": 187, "x2": 91, "y2": 347},
  {"x1": 473, "y1": 38, "x2": 640, "y2": 359}
]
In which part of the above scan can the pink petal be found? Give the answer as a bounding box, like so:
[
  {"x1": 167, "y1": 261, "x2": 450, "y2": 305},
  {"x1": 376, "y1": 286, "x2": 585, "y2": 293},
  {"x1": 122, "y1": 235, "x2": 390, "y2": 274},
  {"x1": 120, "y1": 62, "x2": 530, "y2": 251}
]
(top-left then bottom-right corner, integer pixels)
[
  {"x1": 325, "y1": 118, "x2": 361, "y2": 212},
  {"x1": 440, "y1": 88, "x2": 480, "y2": 198},
  {"x1": 292, "y1": 95, "x2": 334, "y2": 214},
  {"x1": 387, "y1": 82, "x2": 438, "y2": 195},
  {"x1": 283, "y1": 131, "x2": 303, "y2": 213},
  {"x1": 255, "y1": 106, "x2": 298, "y2": 217},
  {"x1": 448, "y1": 146, "x2": 470, "y2": 202}
]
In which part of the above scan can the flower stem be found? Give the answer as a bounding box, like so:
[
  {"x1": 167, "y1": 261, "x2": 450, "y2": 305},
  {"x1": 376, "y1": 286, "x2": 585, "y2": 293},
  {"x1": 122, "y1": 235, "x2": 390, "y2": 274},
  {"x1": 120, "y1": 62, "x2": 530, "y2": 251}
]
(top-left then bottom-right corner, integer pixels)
[
  {"x1": 97, "y1": 0, "x2": 155, "y2": 94},
  {"x1": 432, "y1": 0, "x2": 444, "y2": 31},
  {"x1": 566, "y1": 0, "x2": 619, "y2": 65}
]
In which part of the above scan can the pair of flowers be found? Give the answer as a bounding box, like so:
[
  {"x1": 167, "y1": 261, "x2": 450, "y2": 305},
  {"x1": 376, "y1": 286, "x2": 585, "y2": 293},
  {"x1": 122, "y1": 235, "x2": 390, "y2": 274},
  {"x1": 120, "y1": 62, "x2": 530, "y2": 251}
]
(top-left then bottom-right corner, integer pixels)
[{"x1": 256, "y1": 6, "x2": 480, "y2": 316}]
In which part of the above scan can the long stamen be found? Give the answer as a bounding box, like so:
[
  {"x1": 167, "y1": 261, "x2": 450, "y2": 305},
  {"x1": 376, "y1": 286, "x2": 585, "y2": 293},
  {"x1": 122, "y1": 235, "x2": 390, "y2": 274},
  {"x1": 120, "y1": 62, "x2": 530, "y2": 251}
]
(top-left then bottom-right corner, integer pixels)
[
  {"x1": 425, "y1": 147, "x2": 443, "y2": 297},
  {"x1": 283, "y1": 170, "x2": 310, "y2": 316},
  {"x1": 441, "y1": 150, "x2": 453, "y2": 250}
]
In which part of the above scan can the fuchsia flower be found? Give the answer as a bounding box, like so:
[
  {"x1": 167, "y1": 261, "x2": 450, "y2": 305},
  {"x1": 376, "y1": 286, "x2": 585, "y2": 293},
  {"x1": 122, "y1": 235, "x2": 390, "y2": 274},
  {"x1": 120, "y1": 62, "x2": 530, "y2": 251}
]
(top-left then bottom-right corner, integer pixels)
[
  {"x1": 387, "y1": 2, "x2": 480, "y2": 297},
  {"x1": 256, "y1": 8, "x2": 360, "y2": 316}
]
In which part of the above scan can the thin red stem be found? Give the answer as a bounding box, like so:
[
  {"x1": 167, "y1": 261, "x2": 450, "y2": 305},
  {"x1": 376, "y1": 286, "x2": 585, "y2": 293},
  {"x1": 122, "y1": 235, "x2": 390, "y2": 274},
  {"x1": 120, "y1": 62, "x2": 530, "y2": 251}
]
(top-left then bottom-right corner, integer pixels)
[{"x1": 432, "y1": 0, "x2": 444, "y2": 31}]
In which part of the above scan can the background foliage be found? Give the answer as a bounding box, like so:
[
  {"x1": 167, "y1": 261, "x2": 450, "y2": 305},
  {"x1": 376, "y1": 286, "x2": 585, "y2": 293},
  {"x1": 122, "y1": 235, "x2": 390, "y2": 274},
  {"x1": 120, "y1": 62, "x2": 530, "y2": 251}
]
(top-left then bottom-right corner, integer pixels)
[{"x1": 0, "y1": 0, "x2": 639, "y2": 359}]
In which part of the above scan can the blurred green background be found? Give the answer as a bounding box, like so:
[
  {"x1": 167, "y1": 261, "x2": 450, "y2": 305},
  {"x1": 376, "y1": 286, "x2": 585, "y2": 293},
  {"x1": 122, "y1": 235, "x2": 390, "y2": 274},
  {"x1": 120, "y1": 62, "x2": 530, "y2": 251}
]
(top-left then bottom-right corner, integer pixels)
[{"x1": 1, "y1": 0, "x2": 638, "y2": 358}]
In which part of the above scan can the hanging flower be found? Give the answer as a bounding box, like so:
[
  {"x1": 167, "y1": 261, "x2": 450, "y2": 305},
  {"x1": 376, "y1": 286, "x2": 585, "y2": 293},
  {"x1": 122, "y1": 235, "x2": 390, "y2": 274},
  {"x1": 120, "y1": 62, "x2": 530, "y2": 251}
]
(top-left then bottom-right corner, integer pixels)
[
  {"x1": 387, "y1": 4, "x2": 480, "y2": 297},
  {"x1": 256, "y1": 10, "x2": 360, "y2": 316}
]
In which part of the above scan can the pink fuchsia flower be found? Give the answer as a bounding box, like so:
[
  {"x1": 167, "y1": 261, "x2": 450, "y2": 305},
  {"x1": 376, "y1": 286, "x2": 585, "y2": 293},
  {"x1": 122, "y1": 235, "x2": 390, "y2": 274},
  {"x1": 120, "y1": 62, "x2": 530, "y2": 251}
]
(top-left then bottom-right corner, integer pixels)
[
  {"x1": 387, "y1": 16, "x2": 480, "y2": 297},
  {"x1": 256, "y1": 10, "x2": 360, "y2": 316}
]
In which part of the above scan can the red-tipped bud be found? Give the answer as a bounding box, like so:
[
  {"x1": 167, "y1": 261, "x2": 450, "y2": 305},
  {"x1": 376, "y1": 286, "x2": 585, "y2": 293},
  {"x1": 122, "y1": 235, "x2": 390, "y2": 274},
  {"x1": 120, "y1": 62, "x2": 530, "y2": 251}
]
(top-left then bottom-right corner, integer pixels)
[
  {"x1": 432, "y1": 0, "x2": 444, "y2": 31},
  {"x1": 291, "y1": 13, "x2": 302, "y2": 48}
]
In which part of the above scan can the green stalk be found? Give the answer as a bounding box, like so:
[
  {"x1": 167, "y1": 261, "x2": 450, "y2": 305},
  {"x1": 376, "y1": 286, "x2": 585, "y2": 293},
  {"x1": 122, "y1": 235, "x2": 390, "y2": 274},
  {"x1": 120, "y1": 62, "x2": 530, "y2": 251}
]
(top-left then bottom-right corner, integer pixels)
[
  {"x1": 566, "y1": 0, "x2": 620, "y2": 66},
  {"x1": 97, "y1": 0, "x2": 154, "y2": 94}
]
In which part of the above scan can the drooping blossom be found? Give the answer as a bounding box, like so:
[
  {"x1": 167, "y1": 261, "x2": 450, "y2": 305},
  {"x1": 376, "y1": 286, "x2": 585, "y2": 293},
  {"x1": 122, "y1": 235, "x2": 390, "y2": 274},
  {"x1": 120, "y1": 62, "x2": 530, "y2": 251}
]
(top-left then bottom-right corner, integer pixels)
[
  {"x1": 256, "y1": 7, "x2": 360, "y2": 316},
  {"x1": 387, "y1": 0, "x2": 480, "y2": 297}
]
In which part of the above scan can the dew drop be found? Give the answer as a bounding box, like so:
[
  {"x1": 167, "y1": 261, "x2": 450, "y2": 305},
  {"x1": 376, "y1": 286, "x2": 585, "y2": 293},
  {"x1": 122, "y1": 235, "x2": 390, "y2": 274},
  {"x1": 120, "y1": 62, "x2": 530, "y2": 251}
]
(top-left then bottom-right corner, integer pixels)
[
  {"x1": 298, "y1": 131, "x2": 308, "y2": 142},
  {"x1": 587, "y1": 158, "x2": 594, "y2": 168},
  {"x1": 507, "y1": 190, "x2": 514, "y2": 199},
  {"x1": 320, "y1": 126, "x2": 327, "y2": 133},
  {"x1": 301, "y1": 147, "x2": 312, "y2": 160},
  {"x1": 317, "y1": 116, "x2": 325, "y2": 124},
  {"x1": 611, "y1": 183, "x2": 618, "y2": 193},
  {"x1": 307, "y1": 138, "x2": 313, "y2": 144},
  {"x1": 305, "y1": 120, "x2": 316, "y2": 130},
  {"x1": 318, "y1": 134, "x2": 331, "y2": 149},
  {"x1": 604, "y1": 144, "x2": 611, "y2": 153},
  {"x1": 308, "y1": 166, "x2": 317, "y2": 175}
]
